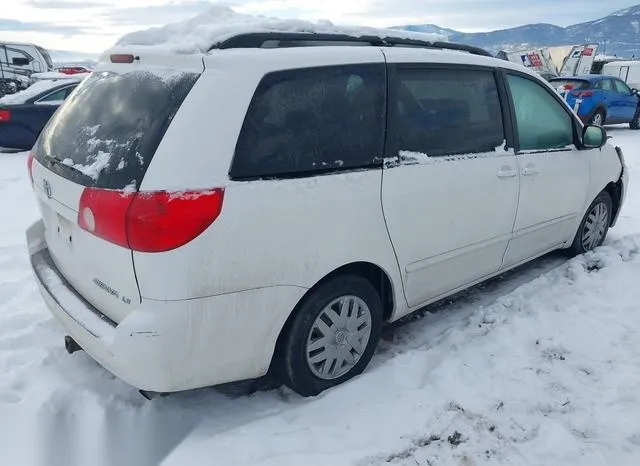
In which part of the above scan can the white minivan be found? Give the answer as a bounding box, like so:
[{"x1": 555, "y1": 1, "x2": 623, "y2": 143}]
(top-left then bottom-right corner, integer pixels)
[{"x1": 26, "y1": 32, "x2": 628, "y2": 397}]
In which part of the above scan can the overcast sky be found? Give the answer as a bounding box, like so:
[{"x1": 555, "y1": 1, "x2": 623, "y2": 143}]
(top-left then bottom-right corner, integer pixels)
[{"x1": 2, "y1": 0, "x2": 639, "y2": 53}]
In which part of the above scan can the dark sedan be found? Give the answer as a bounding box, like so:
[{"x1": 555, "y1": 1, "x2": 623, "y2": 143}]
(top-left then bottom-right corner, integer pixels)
[{"x1": 0, "y1": 79, "x2": 80, "y2": 150}]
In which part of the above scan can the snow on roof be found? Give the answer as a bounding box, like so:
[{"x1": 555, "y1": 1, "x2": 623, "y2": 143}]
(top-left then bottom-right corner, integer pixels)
[
  {"x1": 116, "y1": 5, "x2": 446, "y2": 54},
  {"x1": 0, "y1": 78, "x2": 79, "y2": 105}
]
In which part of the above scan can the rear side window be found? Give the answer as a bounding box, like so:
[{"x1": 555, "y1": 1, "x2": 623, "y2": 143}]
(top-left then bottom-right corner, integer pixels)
[
  {"x1": 600, "y1": 79, "x2": 614, "y2": 91},
  {"x1": 38, "y1": 86, "x2": 73, "y2": 103},
  {"x1": 394, "y1": 68, "x2": 505, "y2": 157},
  {"x1": 231, "y1": 64, "x2": 385, "y2": 179},
  {"x1": 34, "y1": 69, "x2": 199, "y2": 190},
  {"x1": 507, "y1": 74, "x2": 574, "y2": 151}
]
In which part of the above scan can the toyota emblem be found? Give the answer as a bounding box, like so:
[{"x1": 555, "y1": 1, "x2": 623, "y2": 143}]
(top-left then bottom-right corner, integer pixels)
[{"x1": 43, "y1": 179, "x2": 52, "y2": 199}]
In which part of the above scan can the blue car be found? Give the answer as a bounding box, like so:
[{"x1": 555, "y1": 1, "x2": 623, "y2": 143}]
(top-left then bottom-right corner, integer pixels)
[
  {"x1": 0, "y1": 79, "x2": 80, "y2": 150},
  {"x1": 549, "y1": 75, "x2": 639, "y2": 129}
]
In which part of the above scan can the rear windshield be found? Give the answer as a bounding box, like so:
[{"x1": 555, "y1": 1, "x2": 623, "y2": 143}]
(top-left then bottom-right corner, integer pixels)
[
  {"x1": 549, "y1": 79, "x2": 589, "y2": 90},
  {"x1": 34, "y1": 68, "x2": 199, "y2": 190}
]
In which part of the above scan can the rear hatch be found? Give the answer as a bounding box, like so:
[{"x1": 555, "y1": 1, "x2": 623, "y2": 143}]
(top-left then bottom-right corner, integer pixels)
[{"x1": 31, "y1": 53, "x2": 202, "y2": 323}]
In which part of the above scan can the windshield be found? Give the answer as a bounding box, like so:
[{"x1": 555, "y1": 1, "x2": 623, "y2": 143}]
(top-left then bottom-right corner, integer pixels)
[
  {"x1": 34, "y1": 68, "x2": 199, "y2": 190},
  {"x1": 35, "y1": 46, "x2": 54, "y2": 70}
]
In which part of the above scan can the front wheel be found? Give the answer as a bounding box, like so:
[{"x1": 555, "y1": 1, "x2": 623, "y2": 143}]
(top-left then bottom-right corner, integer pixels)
[
  {"x1": 566, "y1": 191, "x2": 612, "y2": 256},
  {"x1": 589, "y1": 110, "x2": 605, "y2": 126},
  {"x1": 278, "y1": 275, "x2": 383, "y2": 397},
  {"x1": 630, "y1": 107, "x2": 640, "y2": 130}
]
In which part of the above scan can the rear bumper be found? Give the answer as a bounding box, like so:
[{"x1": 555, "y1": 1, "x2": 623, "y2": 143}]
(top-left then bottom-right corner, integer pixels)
[{"x1": 27, "y1": 220, "x2": 306, "y2": 392}]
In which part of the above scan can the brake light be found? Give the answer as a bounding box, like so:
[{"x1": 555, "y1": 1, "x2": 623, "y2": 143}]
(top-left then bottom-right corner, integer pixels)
[
  {"x1": 78, "y1": 187, "x2": 225, "y2": 252},
  {"x1": 110, "y1": 54, "x2": 135, "y2": 64},
  {"x1": 0, "y1": 109, "x2": 11, "y2": 122},
  {"x1": 27, "y1": 151, "x2": 34, "y2": 185},
  {"x1": 573, "y1": 91, "x2": 593, "y2": 98}
]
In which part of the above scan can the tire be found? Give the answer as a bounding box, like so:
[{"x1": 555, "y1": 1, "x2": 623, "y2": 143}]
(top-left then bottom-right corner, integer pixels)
[
  {"x1": 589, "y1": 109, "x2": 605, "y2": 126},
  {"x1": 566, "y1": 191, "x2": 613, "y2": 257},
  {"x1": 278, "y1": 275, "x2": 383, "y2": 397},
  {"x1": 630, "y1": 106, "x2": 640, "y2": 130}
]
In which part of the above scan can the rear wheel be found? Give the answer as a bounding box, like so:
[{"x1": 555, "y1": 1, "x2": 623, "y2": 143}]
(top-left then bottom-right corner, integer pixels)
[
  {"x1": 589, "y1": 109, "x2": 605, "y2": 126},
  {"x1": 566, "y1": 191, "x2": 612, "y2": 256},
  {"x1": 278, "y1": 275, "x2": 382, "y2": 397}
]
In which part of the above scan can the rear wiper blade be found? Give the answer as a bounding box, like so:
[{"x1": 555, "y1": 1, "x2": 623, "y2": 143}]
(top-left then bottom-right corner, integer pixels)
[{"x1": 45, "y1": 155, "x2": 86, "y2": 178}]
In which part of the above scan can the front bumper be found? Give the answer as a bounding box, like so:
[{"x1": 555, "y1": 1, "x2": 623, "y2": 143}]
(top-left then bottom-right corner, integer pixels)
[
  {"x1": 26, "y1": 220, "x2": 306, "y2": 392},
  {"x1": 611, "y1": 146, "x2": 629, "y2": 228}
]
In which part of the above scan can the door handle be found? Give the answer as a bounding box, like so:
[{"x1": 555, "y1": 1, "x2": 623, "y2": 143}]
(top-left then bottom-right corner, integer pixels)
[
  {"x1": 496, "y1": 168, "x2": 517, "y2": 178},
  {"x1": 521, "y1": 167, "x2": 540, "y2": 176}
]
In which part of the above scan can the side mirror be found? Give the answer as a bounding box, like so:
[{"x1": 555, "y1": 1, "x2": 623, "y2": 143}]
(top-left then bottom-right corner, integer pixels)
[
  {"x1": 582, "y1": 125, "x2": 607, "y2": 149},
  {"x1": 632, "y1": 88, "x2": 638, "y2": 96}
]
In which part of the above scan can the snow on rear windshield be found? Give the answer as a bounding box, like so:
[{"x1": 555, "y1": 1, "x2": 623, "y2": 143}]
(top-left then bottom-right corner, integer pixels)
[{"x1": 34, "y1": 67, "x2": 199, "y2": 190}]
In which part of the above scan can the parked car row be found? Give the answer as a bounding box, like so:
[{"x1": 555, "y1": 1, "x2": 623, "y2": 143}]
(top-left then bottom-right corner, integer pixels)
[
  {"x1": 25, "y1": 32, "x2": 627, "y2": 397},
  {"x1": 0, "y1": 76, "x2": 85, "y2": 150},
  {"x1": 0, "y1": 41, "x2": 54, "y2": 83}
]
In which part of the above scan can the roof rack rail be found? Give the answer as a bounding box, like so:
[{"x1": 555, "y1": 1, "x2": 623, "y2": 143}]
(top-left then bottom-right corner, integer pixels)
[
  {"x1": 381, "y1": 37, "x2": 493, "y2": 57},
  {"x1": 210, "y1": 32, "x2": 494, "y2": 57}
]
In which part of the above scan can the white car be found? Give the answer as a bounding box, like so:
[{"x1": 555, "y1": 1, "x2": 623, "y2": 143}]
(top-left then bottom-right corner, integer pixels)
[{"x1": 26, "y1": 32, "x2": 628, "y2": 397}]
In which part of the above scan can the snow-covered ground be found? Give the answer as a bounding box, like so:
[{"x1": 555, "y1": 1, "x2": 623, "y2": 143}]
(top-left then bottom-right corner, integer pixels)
[{"x1": 1, "y1": 128, "x2": 640, "y2": 466}]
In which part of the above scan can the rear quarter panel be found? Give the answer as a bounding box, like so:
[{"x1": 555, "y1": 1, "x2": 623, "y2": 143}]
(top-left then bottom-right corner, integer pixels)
[
  {"x1": 0, "y1": 121, "x2": 34, "y2": 149},
  {"x1": 0, "y1": 105, "x2": 49, "y2": 149},
  {"x1": 583, "y1": 89, "x2": 603, "y2": 115},
  {"x1": 134, "y1": 171, "x2": 401, "y2": 299}
]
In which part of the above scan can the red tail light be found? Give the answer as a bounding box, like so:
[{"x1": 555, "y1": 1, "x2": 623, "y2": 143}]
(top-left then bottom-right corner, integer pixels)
[
  {"x1": 79, "y1": 188, "x2": 134, "y2": 248},
  {"x1": 78, "y1": 187, "x2": 224, "y2": 253},
  {"x1": 27, "y1": 151, "x2": 34, "y2": 185},
  {"x1": 573, "y1": 91, "x2": 593, "y2": 98},
  {"x1": 0, "y1": 109, "x2": 11, "y2": 122},
  {"x1": 110, "y1": 54, "x2": 135, "y2": 64}
]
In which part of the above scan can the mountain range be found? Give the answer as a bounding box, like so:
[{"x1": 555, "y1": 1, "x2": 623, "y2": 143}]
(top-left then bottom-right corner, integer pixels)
[
  {"x1": 49, "y1": 49, "x2": 99, "y2": 66},
  {"x1": 50, "y1": 4, "x2": 640, "y2": 64},
  {"x1": 398, "y1": 4, "x2": 640, "y2": 57}
]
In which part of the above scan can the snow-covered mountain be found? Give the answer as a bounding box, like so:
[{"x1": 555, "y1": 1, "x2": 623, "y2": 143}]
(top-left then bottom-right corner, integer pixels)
[
  {"x1": 48, "y1": 49, "x2": 99, "y2": 67},
  {"x1": 397, "y1": 4, "x2": 640, "y2": 57}
]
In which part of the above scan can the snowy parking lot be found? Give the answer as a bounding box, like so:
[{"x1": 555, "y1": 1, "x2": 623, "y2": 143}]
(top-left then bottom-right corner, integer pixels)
[{"x1": 1, "y1": 127, "x2": 640, "y2": 465}]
